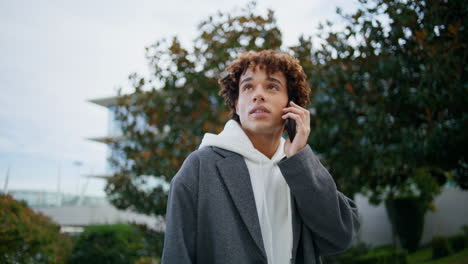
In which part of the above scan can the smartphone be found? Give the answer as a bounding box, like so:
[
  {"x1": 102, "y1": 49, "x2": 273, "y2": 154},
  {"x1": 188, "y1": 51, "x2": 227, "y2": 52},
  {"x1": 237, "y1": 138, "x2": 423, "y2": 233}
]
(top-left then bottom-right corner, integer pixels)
[{"x1": 285, "y1": 101, "x2": 296, "y2": 141}]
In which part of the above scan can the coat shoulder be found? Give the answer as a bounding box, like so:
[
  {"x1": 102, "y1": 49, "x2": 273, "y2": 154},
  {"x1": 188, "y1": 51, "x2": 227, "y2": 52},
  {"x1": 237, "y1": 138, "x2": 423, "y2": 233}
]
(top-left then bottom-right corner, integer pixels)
[
  {"x1": 186, "y1": 146, "x2": 226, "y2": 162},
  {"x1": 171, "y1": 146, "x2": 225, "y2": 188}
]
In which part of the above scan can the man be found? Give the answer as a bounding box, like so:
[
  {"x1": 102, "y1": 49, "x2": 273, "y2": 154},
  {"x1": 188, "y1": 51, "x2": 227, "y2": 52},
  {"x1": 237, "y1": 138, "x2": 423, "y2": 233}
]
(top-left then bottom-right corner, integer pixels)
[{"x1": 162, "y1": 50, "x2": 360, "y2": 264}]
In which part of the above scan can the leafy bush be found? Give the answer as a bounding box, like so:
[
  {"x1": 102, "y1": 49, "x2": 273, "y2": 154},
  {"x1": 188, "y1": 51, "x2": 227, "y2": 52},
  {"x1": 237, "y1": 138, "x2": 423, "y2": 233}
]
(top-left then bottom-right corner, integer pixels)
[
  {"x1": 385, "y1": 197, "x2": 427, "y2": 252},
  {"x1": 347, "y1": 242, "x2": 372, "y2": 256},
  {"x1": 325, "y1": 245, "x2": 407, "y2": 264},
  {"x1": 352, "y1": 246, "x2": 408, "y2": 264},
  {"x1": 448, "y1": 234, "x2": 467, "y2": 252},
  {"x1": 329, "y1": 242, "x2": 371, "y2": 263},
  {"x1": 133, "y1": 256, "x2": 160, "y2": 264},
  {"x1": 0, "y1": 194, "x2": 72, "y2": 264},
  {"x1": 68, "y1": 223, "x2": 164, "y2": 264},
  {"x1": 132, "y1": 223, "x2": 164, "y2": 259},
  {"x1": 431, "y1": 235, "x2": 452, "y2": 259},
  {"x1": 68, "y1": 224, "x2": 144, "y2": 264}
]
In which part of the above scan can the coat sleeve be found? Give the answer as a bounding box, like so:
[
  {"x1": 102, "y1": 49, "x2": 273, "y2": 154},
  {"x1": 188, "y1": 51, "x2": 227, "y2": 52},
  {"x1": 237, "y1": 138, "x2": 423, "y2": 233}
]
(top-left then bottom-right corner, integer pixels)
[
  {"x1": 161, "y1": 154, "x2": 199, "y2": 264},
  {"x1": 277, "y1": 145, "x2": 360, "y2": 256}
]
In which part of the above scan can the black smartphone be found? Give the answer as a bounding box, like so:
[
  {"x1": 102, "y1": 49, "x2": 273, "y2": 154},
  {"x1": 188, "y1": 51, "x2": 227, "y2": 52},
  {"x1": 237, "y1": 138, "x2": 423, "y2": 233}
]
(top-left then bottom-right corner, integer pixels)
[{"x1": 285, "y1": 101, "x2": 296, "y2": 141}]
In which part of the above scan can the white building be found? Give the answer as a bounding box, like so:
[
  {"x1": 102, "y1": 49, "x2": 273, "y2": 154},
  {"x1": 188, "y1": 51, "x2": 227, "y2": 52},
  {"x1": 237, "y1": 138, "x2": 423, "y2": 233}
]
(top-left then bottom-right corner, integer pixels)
[{"x1": 4, "y1": 96, "x2": 165, "y2": 234}]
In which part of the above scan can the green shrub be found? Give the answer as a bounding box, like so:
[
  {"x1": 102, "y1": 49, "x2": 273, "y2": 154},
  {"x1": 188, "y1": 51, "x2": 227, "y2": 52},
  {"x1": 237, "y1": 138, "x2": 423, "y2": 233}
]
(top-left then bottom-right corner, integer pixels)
[
  {"x1": 132, "y1": 223, "x2": 165, "y2": 260},
  {"x1": 134, "y1": 256, "x2": 160, "y2": 264},
  {"x1": 68, "y1": 224, "x2": 144, "y2": 264},
  {"x1": 448, "y1": 234, "x2": 467, "y2": 252},
  {"x1": 334, "y1": 245, "x2": 407, "y2": 264},
  {"x1": 0, "y1": 194, "x2": 72, "y2": 264},
  {"x1": 325, "y1": 242, "x2": 370, "y2": 264},
  {"x1": 385, "y1": 197, "x2": 426, "y2": 252},
  {"x1": 431, "y1": 235, "x2": 452, "y2": 259},
  {"x1": 354, "y1": 246, "x2": 408, "y2": 264},
  {"x1": 68, "y1": 223, "x2": 164, "y2": 264}
]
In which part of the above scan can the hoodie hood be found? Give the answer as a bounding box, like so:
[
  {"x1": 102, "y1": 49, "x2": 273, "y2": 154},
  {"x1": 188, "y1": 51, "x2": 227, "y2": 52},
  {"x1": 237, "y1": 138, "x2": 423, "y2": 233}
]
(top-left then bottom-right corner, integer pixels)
[{"x1": 199, "y1": 120, "x2": 286, "y2": 163}]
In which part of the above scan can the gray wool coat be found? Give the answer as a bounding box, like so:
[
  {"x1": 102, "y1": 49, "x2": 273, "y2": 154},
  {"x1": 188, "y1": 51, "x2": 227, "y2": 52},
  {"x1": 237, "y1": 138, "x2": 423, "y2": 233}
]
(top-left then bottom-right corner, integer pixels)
[{"x1": 161, "y1": 145, "x2": 360, "y2": 264}]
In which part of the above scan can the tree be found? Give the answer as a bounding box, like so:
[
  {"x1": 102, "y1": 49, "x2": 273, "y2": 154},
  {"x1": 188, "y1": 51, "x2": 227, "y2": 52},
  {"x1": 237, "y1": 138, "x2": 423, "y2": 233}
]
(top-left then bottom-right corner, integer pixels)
[
  {"x1": 311, "y1": 0, "x2": 467, "y2": 204},
  {"x1": 105, "y1": 2, "x2": 297, "y2": 217},
  {"x1": 0, "y1": 194, "x2": 72, "y2": 264},
  {"x1": 309, "y1": 0, "x2": 467, "y2": 250}
]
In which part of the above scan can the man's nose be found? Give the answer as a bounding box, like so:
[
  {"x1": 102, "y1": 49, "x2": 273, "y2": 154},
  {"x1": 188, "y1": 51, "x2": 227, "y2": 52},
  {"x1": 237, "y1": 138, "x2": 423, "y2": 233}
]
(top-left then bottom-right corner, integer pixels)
[{"x1": 252, "y1": 86, "x2": 266, "y2": 102}]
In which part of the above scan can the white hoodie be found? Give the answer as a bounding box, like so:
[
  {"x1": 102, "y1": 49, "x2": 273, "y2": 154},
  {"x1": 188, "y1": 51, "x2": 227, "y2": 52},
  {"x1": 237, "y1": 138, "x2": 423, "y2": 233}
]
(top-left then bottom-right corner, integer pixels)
[{"x1": 199, "y1": 120, "x2": 293, "y2": 264}]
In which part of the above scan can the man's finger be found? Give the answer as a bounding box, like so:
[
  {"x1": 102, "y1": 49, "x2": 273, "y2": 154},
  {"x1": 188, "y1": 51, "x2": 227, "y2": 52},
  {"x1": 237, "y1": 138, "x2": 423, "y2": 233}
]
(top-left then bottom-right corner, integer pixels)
[{"x1": 282, "y1": 107, "x2": 307, "y2": 117}]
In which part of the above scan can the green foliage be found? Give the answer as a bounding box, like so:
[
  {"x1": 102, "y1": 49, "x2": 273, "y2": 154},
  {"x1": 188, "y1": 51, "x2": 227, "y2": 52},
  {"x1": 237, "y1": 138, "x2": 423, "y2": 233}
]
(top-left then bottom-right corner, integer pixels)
[
  {"x1": 322, "y1": 242, "x2": 371, "y2": 264},
  {"x1": 407, "y1": 247, "x2": 431, "y2": 263},
  {"x1": 385, "y1": 197, "x2": 426, "y2": 252},
  {"x1": 331, "y1": 245, "x2": 468, "y2": 264},
  {"x1": 310, "y1": 0, "x2": 467, "y2": 252},
  {"x1": 427, "y1": 248, "x2": 468, "y2": 264},
  {"x1": 0, "y1": 194, "x2": 72, "y2": 264},
  {"x1": 68, "y1": 224, "x2": 144, "y2": 264},
  {"x1": 68, "y1": 223, "x2": 164, "y2": 264},
  {"x1": 133, "y1": 223, "x2": 165, "y2": 260},
  {"x1": 356, "y1": 249, "x2": 408, "y2": 264},
  {"x1": 432, "y1": 236, "x2": 452, "y2": 260},
  {"x1": 408, "y1": 247, "x2": 468, "y2": 264},
  {"x1": 448, "y1": 234, "x2": 467, "y2": 253},
  {"x1": 134, "y1": 256, "x2": 160, "y2": 264},
  {"x1": 310, "y1": 0, "x2": 468, "y2": 203},
  {"x1": 331, "y1": 245, "x2": 408, "y2": 264}
]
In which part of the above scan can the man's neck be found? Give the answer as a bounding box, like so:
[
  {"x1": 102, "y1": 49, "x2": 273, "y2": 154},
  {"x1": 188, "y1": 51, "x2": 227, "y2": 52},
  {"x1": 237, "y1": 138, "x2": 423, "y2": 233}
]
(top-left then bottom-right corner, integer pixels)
[{"x1": 243, "y1": 129, "x2": 283, "y2": 159}]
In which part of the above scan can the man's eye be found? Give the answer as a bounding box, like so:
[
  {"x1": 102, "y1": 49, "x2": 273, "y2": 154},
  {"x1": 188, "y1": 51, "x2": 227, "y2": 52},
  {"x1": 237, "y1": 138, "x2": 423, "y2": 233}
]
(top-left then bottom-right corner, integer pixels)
[
  {"x1": 268, "y1": 85, "x2": 278, "y2": 90},
  {"x1": 244, "y1": 85, "x2": 252, "y2": 90}
]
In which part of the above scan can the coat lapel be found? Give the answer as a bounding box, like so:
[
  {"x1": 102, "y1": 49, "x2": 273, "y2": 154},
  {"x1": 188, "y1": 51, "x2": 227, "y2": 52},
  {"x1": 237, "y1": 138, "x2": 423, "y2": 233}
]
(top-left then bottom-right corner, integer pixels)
[{"x1": 215, "y1": 148, "x2": 267, "y2": 259}]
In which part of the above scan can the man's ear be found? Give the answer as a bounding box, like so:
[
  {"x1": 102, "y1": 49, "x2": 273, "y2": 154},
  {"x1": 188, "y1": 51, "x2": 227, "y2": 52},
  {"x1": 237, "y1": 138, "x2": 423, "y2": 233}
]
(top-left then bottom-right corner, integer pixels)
[{"x1": 235, "y1": 100, "x2": 239, "y2": 115}]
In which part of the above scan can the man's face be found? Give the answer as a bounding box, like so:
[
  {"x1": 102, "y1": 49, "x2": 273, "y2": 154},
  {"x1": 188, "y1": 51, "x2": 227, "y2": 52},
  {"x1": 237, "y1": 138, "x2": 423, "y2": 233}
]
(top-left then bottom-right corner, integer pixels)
[{"x1": 235, "y1": 66, "x2": 289, "y2": 136}]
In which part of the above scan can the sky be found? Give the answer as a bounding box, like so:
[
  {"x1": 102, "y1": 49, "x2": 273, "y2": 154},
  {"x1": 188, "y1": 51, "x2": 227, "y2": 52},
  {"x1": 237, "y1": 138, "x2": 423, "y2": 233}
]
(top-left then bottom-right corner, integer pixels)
[{"x1": 0, "y1": 0, "x2": 359, "y2": 196}]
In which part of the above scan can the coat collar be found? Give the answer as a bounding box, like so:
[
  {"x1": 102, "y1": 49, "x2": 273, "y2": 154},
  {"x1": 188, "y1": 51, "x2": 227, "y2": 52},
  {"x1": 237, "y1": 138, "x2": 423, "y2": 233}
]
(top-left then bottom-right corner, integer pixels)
[{"x1": 212, "y1": 146, "x2": 301, "y2": 260}]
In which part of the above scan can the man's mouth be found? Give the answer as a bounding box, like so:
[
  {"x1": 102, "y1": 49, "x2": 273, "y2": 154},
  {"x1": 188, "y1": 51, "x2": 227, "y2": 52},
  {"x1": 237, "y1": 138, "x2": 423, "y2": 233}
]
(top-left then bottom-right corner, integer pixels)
[{"x1": 249, "y1": 106, "x2": 271, "y2": 115}]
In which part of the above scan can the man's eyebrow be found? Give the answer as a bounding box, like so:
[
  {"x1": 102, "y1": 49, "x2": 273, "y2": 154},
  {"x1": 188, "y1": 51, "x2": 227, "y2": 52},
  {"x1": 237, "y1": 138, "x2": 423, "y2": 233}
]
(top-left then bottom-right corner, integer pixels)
[
  {"x1": 239, "y1": 77, "x2": 284, "y2": 87},
  {"x1": 240, "y1": 77, "x2": 252, "y2": 86},
  {"x1": 267, "y1": 77, "x2": 284, "y2": 87}
]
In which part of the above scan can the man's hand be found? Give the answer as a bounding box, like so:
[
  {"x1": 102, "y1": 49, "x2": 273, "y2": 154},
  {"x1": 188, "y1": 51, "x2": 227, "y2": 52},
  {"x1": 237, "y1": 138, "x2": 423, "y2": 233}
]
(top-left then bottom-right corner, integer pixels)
[{"x1": 282, "y1": 101, "x2": 311, "y2": 157}]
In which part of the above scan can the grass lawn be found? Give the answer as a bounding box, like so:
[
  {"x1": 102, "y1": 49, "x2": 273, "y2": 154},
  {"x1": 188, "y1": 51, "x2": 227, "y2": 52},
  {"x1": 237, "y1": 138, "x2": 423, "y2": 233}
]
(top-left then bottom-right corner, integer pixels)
[{"x1": 408, "y1": 248, "x2": 468, "y2": 264}]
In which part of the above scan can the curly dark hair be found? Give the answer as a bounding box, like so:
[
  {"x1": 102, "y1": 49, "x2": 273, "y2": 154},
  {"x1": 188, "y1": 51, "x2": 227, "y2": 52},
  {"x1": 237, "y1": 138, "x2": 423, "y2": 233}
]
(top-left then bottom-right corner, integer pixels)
[{"x1": 218, "y1": 50, "x2": 311, "y2": 122}]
